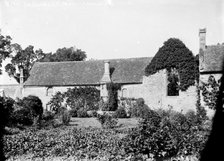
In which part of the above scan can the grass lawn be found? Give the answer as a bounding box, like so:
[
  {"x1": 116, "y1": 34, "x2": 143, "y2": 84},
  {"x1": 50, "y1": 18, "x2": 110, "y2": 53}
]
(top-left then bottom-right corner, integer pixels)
[{"x1": 70, "y1": 117, "x2": 139, "y2": 129}]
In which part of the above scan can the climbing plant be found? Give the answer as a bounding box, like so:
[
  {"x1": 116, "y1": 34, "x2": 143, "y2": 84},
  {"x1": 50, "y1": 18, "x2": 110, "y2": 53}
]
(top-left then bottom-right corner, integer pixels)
[
  {"x1": 145, "y1": 38, "x2": 198, "y2": 91},
  {"x1": 106, "y1": 83, "x2": 121, "y2": 111},
  {"x1": 200, "y1": 75, "x2": 220, "y2": 110}
]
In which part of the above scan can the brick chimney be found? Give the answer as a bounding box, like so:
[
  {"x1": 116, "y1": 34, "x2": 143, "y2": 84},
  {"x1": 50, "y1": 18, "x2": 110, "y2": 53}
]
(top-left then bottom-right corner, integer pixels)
[
  {"x1": 100, "y1": 61, "x2": 111, "y2": 102},
  {"x1": 199, "y1": 28, "x2": 206, "y2": 51},
  {"x1": 100, "y1": 60, "x2": 111, "y2": 83}
]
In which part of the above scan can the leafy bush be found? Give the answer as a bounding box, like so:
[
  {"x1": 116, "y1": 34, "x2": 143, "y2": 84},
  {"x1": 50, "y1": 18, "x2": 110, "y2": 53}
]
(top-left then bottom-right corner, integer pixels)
[
  {"x1": 4, "y1": 127, "x2": 125, "y2": 160},
  {"x1": 118, "y1": 97, "x2": 137, "y2": 117},
  {"x1": 11, "y1": 107, "x2": 33, "y2": 126},
  {"x1": 48, "y1": 87, "x2": 100, "y2": 114},
  {"x1": 42, "y1": 111, "x2": 55, "y2": 122},
  {"x1": 123, "y1": 108, "x2": 209, "y2": 160},
  {"x1": 113, "y1": 107, "x2": 127, "y2": 118},
  {"x1": 77, "y1": 108, "x2": 89, "y2": 118},
  {"x1": 47, "y1": 92, "x2": 65, "y2": 114},
  {"x1": 69, "y1": 108, "x2": 77, "y2": 117},
  {"x1": 0, "y1": 96, "x2": 15, "y2": 127},
  {"x1": 106, "y1": 83, "x2": 121, "y2": 111},
  {"x1": 60, "y1": 110, "x2": 71, "y2": 125},
  {"x1": 22, "y1": 95, "x2": 43, "y2": 118},
  {"x1": 96, "y1": 113, "x2": 118, "y2": 129},
  {"x1": 130, "y1": 98, "x2": 151, "y2": 119}
]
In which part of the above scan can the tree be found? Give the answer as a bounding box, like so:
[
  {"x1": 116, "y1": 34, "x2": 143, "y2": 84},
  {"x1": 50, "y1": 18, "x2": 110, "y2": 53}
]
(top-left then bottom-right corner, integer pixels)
[
  {"x1": 40, "y1": 46, "x2": 86, "y2": 62},
  {"x1": 5, "y1": 44, "x2": 46, "y2": 83},
  {"x1": 5, "y1": 45, "x2": 86, "y2": 83},
  {"x1": 0, "y1": 33, "x2": 12, "y2": 75},
  {"x1": 145, "y1": 38, "x2": 198, "y2": 91}
]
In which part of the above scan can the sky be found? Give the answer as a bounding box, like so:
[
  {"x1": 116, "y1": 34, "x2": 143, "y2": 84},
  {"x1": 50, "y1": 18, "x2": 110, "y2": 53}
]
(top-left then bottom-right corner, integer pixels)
[{"x1": 0, "y1": 0, "x2": 223, "y2": 60}]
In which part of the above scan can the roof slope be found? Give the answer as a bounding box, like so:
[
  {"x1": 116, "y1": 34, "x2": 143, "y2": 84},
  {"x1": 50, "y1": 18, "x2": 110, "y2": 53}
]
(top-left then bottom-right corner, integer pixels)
[
  {"x1": 201, "y1": 45, "x2": 224, "y2": 72},
  {"x1": 25, "y1": 57, "x2": 152, "y2": 86}
]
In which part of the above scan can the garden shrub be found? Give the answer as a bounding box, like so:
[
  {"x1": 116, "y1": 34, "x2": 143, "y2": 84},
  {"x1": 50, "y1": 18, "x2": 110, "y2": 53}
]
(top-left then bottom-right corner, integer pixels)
[
  {"x1": 69, "y1": 108, "x2": 77, "y2": 117},
  {"x1": 60, "y1": 110, "x2": 71, "y2": 125},
  {"x1": 48, "y1": 87, "x2": 100, "y2": 114},
  {"x1": 130, "y1": 98, "x2": 151, "y2": 119},
  {"x1": 22, "y1": 95, "x2": 43, "y2": 118},
  {"x1": 47, "y1": 92, "x2": 65, "y2": 114},
  {"x1": 118, "y1": 97, "x2": 137, "y2": 117},
  {"x1": 96, "y1": 113, "x2": 118, "y2": 129},
  {"x1": 11, "y1": 107, "x2": 33, "y2": 126},
  {"x1": 0, "y1": 96, "x2": 15, "y2": 127},
  {"x1": 4, "y1": 127, "x2": 126, "y2": 160},
  {"x1": 122, "y1": 108, "x2": 209, "y2": 160},
  {"x1": 113, "y1": 107, "x2": 127, "y2": 118},
  {"x1": 77, "y1": 108, "x2": 89, "y2": 118},
  {"x1": 42, "y1": 111, "x2": 55, "y2": 122}
]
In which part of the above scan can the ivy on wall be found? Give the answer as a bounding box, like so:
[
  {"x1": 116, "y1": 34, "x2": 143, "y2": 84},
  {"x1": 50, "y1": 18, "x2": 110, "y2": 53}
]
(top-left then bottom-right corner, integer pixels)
[
  {"x1": 106, "y1": 83, "x2": 121, "y2": 111},
  {"x1": 145, "y1": 38, "x2": 198, "y2": 91}
]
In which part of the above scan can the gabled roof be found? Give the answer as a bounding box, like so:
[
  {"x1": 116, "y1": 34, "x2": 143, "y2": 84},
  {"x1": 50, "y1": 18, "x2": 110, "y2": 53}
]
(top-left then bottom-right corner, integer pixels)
[
  {"x1": 201, "y1": 44, "x2": 224, "y2": 73},
  {"x1": 25, "y1": 57, "x2": 152, "y2": 86}
]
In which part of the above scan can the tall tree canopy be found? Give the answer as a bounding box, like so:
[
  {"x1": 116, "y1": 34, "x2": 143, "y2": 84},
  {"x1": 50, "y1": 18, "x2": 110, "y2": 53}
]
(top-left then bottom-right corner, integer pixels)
[
  {"x1": 5, "y1": 44, "x2": 46, "y2": 83},
  {"x1": 40, "y1": 46, "x2": 86, "y2": 62},
  {"x1": 145, "y1": 38, "x2": 198, "y2": 91},
  {"x1": 0, "y1": 34, "x2": 12, "y2": 74}
]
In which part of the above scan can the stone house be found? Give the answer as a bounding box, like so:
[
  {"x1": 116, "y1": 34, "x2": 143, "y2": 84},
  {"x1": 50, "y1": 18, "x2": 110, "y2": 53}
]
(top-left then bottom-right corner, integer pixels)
[{"x1": 21, "y1": 55, "x2": 197, "y2": 113}]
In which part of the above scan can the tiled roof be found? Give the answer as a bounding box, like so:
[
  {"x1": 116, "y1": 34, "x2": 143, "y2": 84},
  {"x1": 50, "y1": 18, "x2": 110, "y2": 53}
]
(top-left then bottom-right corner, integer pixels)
[
  {"x1": 25, "y1": 57, "x2": 152, "y2": 86},
  {"x1": 201, "y1": 44, "x2": 224, "y2": 73}
]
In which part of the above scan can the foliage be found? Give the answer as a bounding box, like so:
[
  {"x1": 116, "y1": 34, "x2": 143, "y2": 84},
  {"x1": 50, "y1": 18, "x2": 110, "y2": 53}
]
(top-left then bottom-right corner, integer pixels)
[
  {"x1": 96, "y1": 113, "x2": 118, "y2": 129},
  {"x1": 113, "y1": 107, "x2": 128, "y2": 118},
  {"x1": 40, "y1": 46, "x2": 86, "y2": 62},
  {"x1": 145, "y1": 38, "x2": 198, "y2": 91},
  {"x1": 0, "y1": 96, "x2": 15, "y2": 127},
  {"x1": 48, "y1": 87, "x2": 100, "y2": 116},
  {"x1": 0, "y1": 33, "x2": 12, "y2": 75},
  {"x1": 167, "y1": 68, "x2": 179, "y2": 96},
  {"x1": 9, "y1": 96, "x2": 43, "y2": 126},
  {"x1": 47, "y1": 92, "x2": 65, "y2": 114},
  {"x1": 60, "y1": 110, "x2": 71, "y2": 125},
  {"x1": 22, "y1": 95, "x2": 43, "y2": 118},
  {"x1": 4, "y1": 127, "x2": 126, "y2": 160},
  {"x1": 106, "y1": 83, "x2": 121, "y2": 111},
  {"x1": 122, "y1": 109, "x2": 210, "y2": 160},
  {"x1": 5, "y1": 44, "x2": 86, "y2": 83},
  {"x1": 10, "y1": 106, "x2": 33, "y2": 126},
  {"x1": 200, "y1": 75, "x2": 220, "y2": 110},
  {"x1": 118, "y1": 97, "x2": 137, "y2": 117},
  {"x1": 5, "y1": 45, "x2": 46, "y2": 83},
  {"x1": 130, "y1": 98, "x2": 151, "y2": 119},
  {"x1": 77, "y1": 108, "x2": 89, "y2": 118}
]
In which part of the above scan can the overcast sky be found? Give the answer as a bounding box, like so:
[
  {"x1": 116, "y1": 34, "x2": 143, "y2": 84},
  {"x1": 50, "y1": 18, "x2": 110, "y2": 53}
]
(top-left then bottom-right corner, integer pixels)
[{"x1": 0, "y1": 0, "x2": 223, "y2": 60}]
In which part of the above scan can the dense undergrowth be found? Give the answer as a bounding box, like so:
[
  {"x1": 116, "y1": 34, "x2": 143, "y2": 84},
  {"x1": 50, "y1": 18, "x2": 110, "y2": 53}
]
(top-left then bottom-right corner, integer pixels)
[{"x1": 4, "y1": 108, "x2": 210, "y2": 161}]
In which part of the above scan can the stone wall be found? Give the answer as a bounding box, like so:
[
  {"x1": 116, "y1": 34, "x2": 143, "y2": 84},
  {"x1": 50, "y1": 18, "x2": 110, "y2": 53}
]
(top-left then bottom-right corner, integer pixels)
[
  {"x1": 23, "y1": 86, "x2": 100, "y2": 110},
  {"x1": 23, "y1": 86, "x2": 75, "y2": 110},
  {"x1": 0, "y1": 84, "x2": 21, "y2": 99},
  {"x1": 119, "y1": 69, "x2": 197, "y2": 113}
]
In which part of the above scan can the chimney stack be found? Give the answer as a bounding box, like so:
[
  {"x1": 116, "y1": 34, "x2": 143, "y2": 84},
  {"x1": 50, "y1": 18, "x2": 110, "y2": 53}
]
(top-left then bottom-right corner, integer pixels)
[
  {"x1": 100, "y1": 60, "x2": 111, "y2": 83},
  {"x1": 199, "y1": 28, "x2": 206, "y2": 51}
]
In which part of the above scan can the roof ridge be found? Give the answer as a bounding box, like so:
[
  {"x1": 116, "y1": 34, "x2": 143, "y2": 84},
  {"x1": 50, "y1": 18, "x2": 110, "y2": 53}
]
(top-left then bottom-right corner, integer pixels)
[{"x1": 35, "y1": 57, "x2": 152, "y2": 65}]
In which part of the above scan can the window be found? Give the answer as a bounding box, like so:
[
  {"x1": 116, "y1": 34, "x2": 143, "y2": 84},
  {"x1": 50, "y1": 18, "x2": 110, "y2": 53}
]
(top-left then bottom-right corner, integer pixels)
[{"x1": 167, "y1": 68, "x2": 179, "y2": 96}]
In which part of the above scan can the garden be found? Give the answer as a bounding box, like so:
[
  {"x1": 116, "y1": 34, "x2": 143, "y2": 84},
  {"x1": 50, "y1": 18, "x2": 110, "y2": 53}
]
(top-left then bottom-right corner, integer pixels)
[{"x1": 1, "y1": 85, "x2": 211, "y2": 161}]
